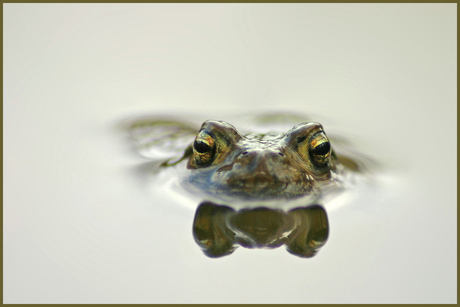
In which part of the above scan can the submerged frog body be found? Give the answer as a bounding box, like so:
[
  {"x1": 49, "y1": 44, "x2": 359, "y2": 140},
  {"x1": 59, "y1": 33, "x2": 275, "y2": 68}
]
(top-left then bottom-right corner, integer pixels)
[
  {"x1": 122, "y1": 114, "x2": 360, "y2": 201},
  {"x1": 186, "y1": 120, "x2": 341, "y2": 199}
]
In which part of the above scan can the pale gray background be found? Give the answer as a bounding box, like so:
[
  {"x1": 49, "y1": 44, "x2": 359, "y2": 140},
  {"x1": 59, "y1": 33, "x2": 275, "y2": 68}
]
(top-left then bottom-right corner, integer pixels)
[{"x1": 4, "y1": 4, "x2": 456, "y2": 303}]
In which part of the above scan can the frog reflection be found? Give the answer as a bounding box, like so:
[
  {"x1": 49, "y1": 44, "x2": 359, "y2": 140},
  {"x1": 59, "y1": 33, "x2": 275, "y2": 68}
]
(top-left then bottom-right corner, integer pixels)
[{"x1": 192, "y1": 202, "x2": 329, "y2": 258}]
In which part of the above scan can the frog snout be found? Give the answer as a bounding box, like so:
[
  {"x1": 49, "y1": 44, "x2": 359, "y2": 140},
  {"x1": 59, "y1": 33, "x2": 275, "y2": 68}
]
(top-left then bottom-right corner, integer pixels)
[
  {"x1": 224, "y1": 148, "x2": 299, "y2": 189},
  {"x1": 238, "y1": 149, "x2": 285, "y2": 170}
]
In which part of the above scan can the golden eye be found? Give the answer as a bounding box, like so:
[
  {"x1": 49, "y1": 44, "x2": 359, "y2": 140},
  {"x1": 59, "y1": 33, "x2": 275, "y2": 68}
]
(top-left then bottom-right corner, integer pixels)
[
  {"x1": 192, "y1": 131, "x2": 216, "y2": 166},
  {"x1": 308, "y1": 132, "x2": 331, "y2": 166}
]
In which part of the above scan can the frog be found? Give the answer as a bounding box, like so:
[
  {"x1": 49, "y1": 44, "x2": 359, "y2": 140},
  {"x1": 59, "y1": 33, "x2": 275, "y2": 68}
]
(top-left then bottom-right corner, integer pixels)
[
  {"x1": 120, "y1": 113, "x2": 364, "y2": 258},
  {"x1": 121, "y1": 114, "x2": 361, "y2": 201},
  {"x1": 186, "y1": 120, "x2": 339, "y2": 199}
]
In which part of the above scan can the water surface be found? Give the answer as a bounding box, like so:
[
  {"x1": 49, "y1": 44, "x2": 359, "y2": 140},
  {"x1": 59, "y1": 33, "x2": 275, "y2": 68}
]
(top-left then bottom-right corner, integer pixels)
[{"x1": 4, "y1": 3, "x2": 456, "y2": 303}]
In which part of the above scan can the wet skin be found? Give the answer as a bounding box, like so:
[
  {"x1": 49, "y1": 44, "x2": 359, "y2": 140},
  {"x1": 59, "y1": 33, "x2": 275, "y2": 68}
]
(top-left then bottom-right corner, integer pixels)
[{"x1": 186, "y1": 120, "x2": 339, "y2": 199}]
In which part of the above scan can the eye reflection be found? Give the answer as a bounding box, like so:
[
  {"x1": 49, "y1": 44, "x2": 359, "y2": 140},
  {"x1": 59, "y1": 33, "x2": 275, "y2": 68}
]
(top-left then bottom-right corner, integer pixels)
[{"x1": 192, "y1": 202, "x2": 329, "y2": 258}]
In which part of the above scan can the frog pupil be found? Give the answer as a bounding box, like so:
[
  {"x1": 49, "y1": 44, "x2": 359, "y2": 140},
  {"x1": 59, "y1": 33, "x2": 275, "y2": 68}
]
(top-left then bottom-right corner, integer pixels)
[
  {"x1": 312, "y1": 142, "x2": 330, "y2": 156},
  {"x1": 194, "y1": 140, "x2": 212, "y2": 153}
]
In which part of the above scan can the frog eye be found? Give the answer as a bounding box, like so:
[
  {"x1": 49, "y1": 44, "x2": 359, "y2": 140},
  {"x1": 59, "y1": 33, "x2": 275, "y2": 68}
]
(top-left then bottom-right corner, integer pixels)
[
  {"x1": 192, "y1": 131, "x2": 216, "y2": 166},
  {"x1": 308, "y1": 132, "x2": 331, "y2": 166}
]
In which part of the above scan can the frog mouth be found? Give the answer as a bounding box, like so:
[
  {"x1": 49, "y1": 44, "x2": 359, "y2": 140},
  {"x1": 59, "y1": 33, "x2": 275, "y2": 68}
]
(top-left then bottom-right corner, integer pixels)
[
  {"x1": 224, "y1": 172, "x2": 311, "y2": 197},
  {"x1": 228, "y1": 175, "x2": 276, "y2": 189}
]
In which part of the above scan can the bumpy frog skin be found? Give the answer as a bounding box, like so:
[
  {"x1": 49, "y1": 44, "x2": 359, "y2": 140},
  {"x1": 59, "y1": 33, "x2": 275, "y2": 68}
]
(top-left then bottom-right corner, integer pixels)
[{"x1": 186, "y1": 120, "x2": 339, "y2": 199}]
